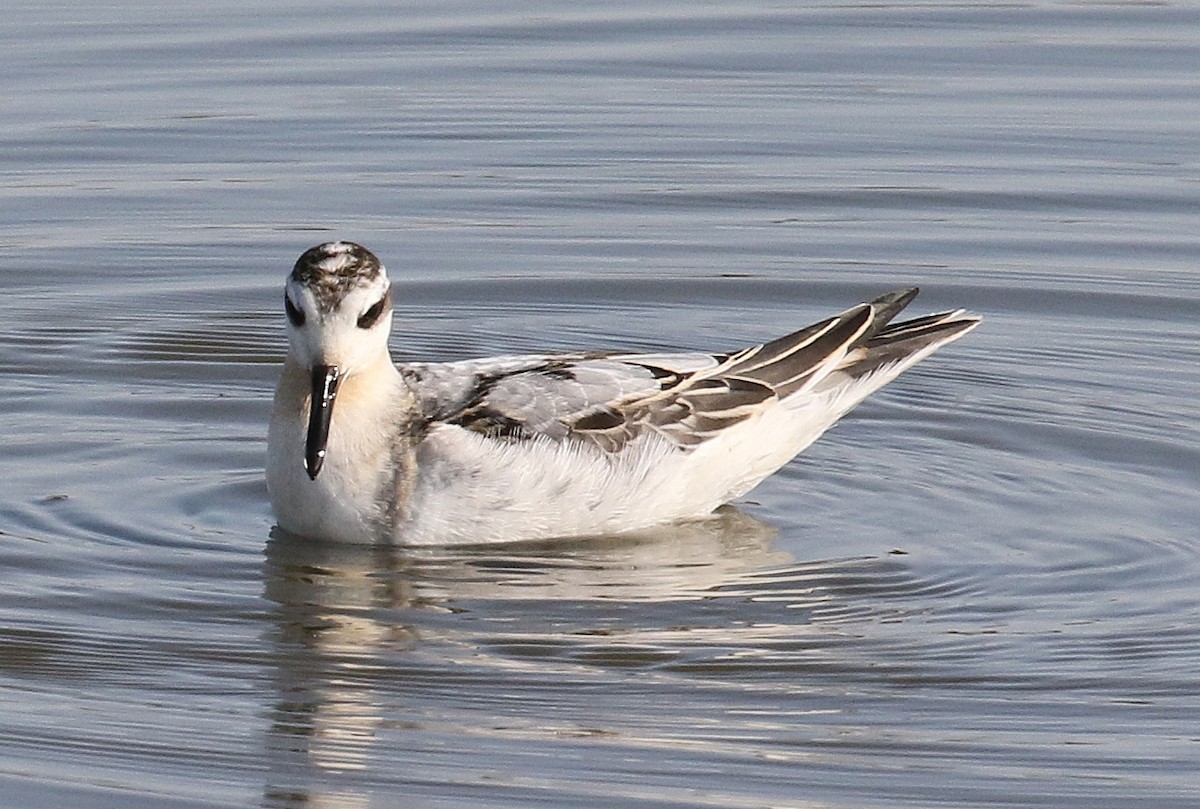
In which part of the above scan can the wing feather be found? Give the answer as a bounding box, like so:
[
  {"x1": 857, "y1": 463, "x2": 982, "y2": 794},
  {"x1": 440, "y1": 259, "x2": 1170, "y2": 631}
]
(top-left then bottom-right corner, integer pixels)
[{"x1": 398, "y1": 288, "x2": 979, "y2": 454}]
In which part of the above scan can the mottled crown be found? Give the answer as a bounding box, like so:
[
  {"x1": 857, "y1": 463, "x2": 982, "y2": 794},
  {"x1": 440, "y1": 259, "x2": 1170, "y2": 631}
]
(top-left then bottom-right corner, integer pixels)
[{"x1": 290, "y1": 241, "x2": 385, "y2": 311}]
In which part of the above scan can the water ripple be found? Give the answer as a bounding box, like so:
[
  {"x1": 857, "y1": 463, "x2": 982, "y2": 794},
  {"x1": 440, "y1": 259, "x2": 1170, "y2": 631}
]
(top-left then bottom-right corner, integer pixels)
[{"x1": 4, "y1": 1, "x2": 1200, "y2": 806}]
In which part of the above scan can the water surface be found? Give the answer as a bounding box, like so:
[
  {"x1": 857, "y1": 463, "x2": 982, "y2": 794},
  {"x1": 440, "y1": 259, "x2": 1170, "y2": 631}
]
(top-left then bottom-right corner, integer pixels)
[{"x1": 2, "y1": 2, "x2": 1199, "y2": 807}]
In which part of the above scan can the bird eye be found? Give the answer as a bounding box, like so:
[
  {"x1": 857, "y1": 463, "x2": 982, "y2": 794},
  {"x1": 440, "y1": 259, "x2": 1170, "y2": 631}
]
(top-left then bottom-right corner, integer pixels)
[
  {"x1": 284, "y1": 295, "x2": 306, "y2": 327},
  {"x1": 357, "y1": 287, "x2": 391, "y2": 329}
]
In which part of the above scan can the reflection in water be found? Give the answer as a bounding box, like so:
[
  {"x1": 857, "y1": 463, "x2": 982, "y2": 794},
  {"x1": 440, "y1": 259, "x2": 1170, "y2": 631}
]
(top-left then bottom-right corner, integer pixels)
[
  {"x1": 259, "y1": 507, "x2": 787, "y2": 806},
  {"x1": 262, "y1": 542, "x2": 414, "y2": 808}
]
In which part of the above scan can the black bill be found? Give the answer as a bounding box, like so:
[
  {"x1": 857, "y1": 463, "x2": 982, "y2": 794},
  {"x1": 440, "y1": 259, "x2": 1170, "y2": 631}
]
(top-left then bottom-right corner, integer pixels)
[{"x1": 305, "y1": 364, "x2": 341, "y2": 480}]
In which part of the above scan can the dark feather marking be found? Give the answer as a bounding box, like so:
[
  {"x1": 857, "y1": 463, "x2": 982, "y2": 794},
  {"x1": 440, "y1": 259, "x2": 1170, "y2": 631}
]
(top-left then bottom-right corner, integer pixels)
[
  {"x1": 686, "y1": 377, "x2": 774, "y2": 409},
  {"x1": 540, "y1": 362, "x2": 578, "y2": 381},
  {"x1": 630, "y1": 363, "x2": 682, "y2": 384},
  {"x1": 720, "y1": 306, "x2": 872, "y2": 398},
  {"x1": 448, "y1": 361, "x2": 599, "y2": 439},
  {"x1": 446, "y1": 373, "x2": 520, "y2": 437},
  {"x1": 291, "y1": 242, "x2": 385, "y2": 313},
  {"x1": 686, "y1": 413, "x2": 749, "y2": 433},
  {"x1": 841, "y1": 318, "x2": 978, "y2": 380},
  {"x1": 868, "y1": 311, "x2": 958, "y2": 344},
  {"x1": 455, "y1": 373, "x2": 504, "y2": 413},
  {"x1": 573, "y1": 408, "x2": 625, "y2": 431},
  {"x1": 861, "y1": 287, "x2": 919, "y2": 340},
  {"x1": 646, "y1": 401, "x2": 691, "y2": 427},
  {"x1": 455, "y1": 406, "x2": 533, "y2": 440}
]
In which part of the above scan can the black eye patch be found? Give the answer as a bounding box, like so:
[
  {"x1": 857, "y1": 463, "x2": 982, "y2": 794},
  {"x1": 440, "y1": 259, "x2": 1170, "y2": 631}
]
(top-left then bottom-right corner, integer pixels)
[
  {"x1": 357, "y1": 286, "x2": 392, "y2": 329},
  {"x1": 285, "y1": 295, "x2": 306, "y2": 327}
]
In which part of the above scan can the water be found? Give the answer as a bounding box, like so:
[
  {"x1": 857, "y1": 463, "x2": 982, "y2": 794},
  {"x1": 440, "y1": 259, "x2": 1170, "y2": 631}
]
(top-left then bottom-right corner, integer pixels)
[{"x1": 2, "y1": 1, "x2": 1199, "y2": 807}]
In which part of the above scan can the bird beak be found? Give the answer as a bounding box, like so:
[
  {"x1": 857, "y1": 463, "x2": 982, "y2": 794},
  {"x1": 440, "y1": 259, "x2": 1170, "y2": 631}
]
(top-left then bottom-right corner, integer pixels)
[{"x1": 305, "y1": 364, "x2": 341, "y2": 479}]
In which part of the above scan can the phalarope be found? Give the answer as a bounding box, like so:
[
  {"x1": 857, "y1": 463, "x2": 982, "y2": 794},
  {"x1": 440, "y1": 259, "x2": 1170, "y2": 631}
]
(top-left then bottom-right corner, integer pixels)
[{"x1": 267, "y1": 241, "x2": 980, "y2": 545}]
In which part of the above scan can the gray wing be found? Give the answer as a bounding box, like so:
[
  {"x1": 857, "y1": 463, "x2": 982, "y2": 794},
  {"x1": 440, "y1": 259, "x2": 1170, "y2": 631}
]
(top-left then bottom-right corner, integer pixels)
[
  {"x1": 398, "y1": 288, "x2": 977, "y2": 453},
  {"x1": 400, "y1": 353, "x2": 668, "y2": 442},
  {"x1": 399, "y1": 350, "x2": 774, "y2": 451}
]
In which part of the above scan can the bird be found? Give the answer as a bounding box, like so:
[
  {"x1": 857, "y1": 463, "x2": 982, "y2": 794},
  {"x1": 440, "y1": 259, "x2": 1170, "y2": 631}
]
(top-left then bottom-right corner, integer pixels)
[{"x1": 267, "y1": 241, "x2": 980, "y2": 545}]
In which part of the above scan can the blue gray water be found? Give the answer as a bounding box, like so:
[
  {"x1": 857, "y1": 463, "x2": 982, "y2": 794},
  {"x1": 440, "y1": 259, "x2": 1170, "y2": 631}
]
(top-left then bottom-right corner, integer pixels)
[{"x1": 2, "y1": 2, "x2": 1199, "y2": 807}]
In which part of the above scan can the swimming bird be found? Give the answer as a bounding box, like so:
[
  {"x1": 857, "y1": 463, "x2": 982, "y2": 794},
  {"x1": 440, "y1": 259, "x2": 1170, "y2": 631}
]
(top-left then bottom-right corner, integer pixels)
[{"x1": 267, "y1": 241, "x2": 979, "y2": 545}]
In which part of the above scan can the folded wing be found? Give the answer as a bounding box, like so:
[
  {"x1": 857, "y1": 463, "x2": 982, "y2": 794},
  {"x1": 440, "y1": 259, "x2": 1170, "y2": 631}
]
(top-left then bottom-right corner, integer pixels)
[{"x1": 398, "y1": 288, "x2": 979, "y2": 454}]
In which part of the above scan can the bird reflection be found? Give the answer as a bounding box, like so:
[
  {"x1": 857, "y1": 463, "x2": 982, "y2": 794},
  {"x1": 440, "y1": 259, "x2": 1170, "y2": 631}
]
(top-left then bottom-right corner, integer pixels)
[{"x1": 259, "y1": 507, "x2": 787, "y2": 807}]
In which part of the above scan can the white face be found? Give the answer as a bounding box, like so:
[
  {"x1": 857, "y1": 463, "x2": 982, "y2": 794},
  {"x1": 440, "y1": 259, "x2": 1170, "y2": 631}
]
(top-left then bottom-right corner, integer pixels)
[
  {"x1": 283, "y1": 271, "x2": 393, "y2": 374},
  {"x1": 282, "y1": 242, "x2": 396, "y2": 480}
]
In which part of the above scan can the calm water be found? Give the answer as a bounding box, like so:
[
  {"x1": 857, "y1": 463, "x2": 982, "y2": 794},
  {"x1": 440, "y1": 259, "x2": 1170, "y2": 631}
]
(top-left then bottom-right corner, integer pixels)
[{"x1": 3, "y1": 2, "x2": 1199, "y2": 807}]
